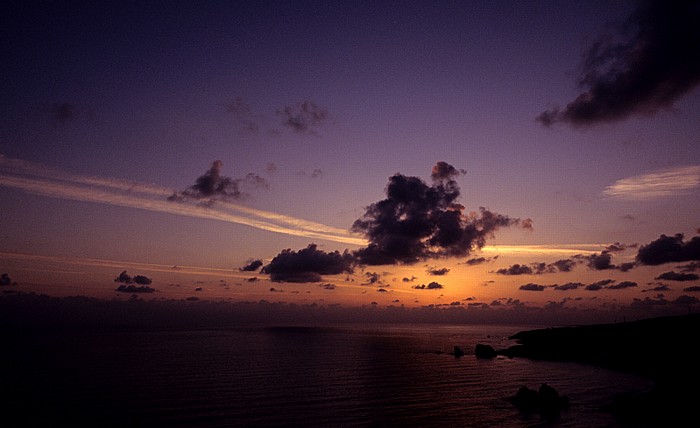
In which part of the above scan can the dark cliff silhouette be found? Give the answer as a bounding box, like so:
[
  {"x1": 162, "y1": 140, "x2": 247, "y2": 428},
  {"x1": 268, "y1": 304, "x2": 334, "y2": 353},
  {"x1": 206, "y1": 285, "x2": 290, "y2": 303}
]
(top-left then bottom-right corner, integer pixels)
[{"x1": 500, "y1": 314, "x2": 700, "y2": 426}]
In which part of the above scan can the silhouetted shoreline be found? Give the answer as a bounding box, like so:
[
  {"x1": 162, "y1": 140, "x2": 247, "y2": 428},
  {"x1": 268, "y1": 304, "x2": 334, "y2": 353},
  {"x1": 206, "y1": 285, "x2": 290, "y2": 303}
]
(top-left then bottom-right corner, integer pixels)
[{"x1": 499, "y1": 314, "x2": 700, "y2": 426}]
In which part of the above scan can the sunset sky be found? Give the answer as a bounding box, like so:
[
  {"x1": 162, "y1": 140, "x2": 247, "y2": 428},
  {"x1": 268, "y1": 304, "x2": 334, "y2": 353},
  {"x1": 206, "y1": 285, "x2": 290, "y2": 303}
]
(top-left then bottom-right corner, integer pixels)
[{"x1": 1, "y1": 0, "x2": 699, "y2": 323}]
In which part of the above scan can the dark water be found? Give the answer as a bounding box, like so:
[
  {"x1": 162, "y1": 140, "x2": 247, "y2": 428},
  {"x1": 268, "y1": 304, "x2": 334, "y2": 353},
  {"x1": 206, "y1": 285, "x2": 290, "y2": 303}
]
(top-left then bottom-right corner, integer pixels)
[{"x1": 1, "y1": 324, "x2": 650, "y2": 427}]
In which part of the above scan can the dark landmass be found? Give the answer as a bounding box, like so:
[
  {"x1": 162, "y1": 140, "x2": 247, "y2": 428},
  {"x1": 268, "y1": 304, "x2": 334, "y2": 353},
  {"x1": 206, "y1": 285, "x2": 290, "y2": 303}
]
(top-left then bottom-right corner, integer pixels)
[{"x1": 499, "y1": 314, "x2": 700, "y2": 426}]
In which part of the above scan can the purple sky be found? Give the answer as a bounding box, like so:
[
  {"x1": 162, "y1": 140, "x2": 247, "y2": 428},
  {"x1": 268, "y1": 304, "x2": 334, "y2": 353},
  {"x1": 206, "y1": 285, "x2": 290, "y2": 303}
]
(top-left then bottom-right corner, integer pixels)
[{"x1": 1, "y1": 0, "x2": 699, "y2": 323}]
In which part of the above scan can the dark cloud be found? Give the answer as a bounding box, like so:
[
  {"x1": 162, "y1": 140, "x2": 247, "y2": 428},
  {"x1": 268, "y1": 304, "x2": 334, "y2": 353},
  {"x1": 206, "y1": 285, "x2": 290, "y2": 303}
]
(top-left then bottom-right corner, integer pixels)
[
  {"x1": 277, "y1": 100, "x2": 328, "y2": 134},
  {"x1": 608, "y1": 281, "x2": 638, "y2": 290},
  {"x1": 320, "y1": 283, "x2": 336, "y2": 290},
  {"x1": 363, "y1": 272, "x2": 382, "y2": 285},
  {"x1": 114, "y1": 271, "x2": 153, "y2": 292},
  {"x1": 240, "y1": 259, "x2": 263, "y2": 272},
  {"x1": 643, "y1": 283, "x2": 671, "y2": 292},
  {"x1": 553, "y1": 282, "x2": 583, "y2": 291},
  {"x1": 585, "y1": 283, "x2": 605, "y2": 291},
  {"x1": 678, "y1": 262, "x2": 700, "y2": 272},
  {"x1": 496, "y1": 259, "x2": 576, "y2": 275},
  {"x1": 655, "y1": 271, "x2": 700, "y2": 281},
  {"x1": 225, "y1": 97, "x2": 260, "y2": 132},
  {"x1": 115, "y1": 285, "x2": 155, "y2": 293},
  {"x1": 520, "y1": 218, "x2": 534, "y2": 231},
  {"x1": 463, "y1": 257, "x2": 490, "y2": 265},
  {"x1": 605, "y1": 242, "x2": 636, "y2": 252},
  {"x1": 519, "y1": 283, "x2": 547, "y2": 291},
  {"x1": 683, "y1": 286, "x2": 700, "y2": 292},
  {"x1": 262, "y1": 244, "x2": 354, "y2": 283},
  {"x1": 352, "y1": 163, "x2": 523, "y2": 265},
  {"x1": 673, "y1": 295, "x2": 700, "y2": 306},
  {"x1": 427, "y1": 267, "x2": 450, "y2": 276},
  {"x1": 51, "y1": 102, "x2": 77, "y2": 123},
  {"x1": 376, "y1": 288, "x2": 388, "y2": 293},
  {"x1": 551, "y1": 259, "x2": 576, "y2": 272},
  {"x1": 168, "y1": 161, "x2": 269, "y2": 201},
  {"x1": 537, "y1": 1, "x2": 700, "y2": 127},
  {"x1": 246, "y1": 277, "x2": 259, "y2": 283},
  {"x1": 496, "y1": 264, "x2": 533, "y2": 275},
  {"x1": 402, "y1": 276, "x2": 417, "y2": 282},
  {"x1": 618, "y1": 262, "x2": 636, "y2": 272},
  {"x1": 413, "y1": 281, "x2": 444, "y2": 290},
  {"x1": 298, "y1": 168, "x2": 324, "y2": 179},
  {"x1": 636, "y1": 234, "x2": 700, "y2": 265},
  {"x1": 588, "y1": 252, "x2": 615, "y2": 270}
]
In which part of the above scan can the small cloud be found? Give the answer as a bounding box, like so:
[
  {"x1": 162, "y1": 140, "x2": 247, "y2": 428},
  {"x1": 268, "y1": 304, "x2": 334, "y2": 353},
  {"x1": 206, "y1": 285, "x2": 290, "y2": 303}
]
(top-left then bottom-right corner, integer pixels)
[
  {"x1": 608, "y1": 281, "x2": 637, "y2": 290},
  {"x1": 427, "y1": 267, "x2": 450, "y2": 276},
  {"x1": 463, "y1": 257, "x2": 490, "y2": 266},
  {"x1": 168, "y1": 160, "x2": 269, "y2": 201},
  {"x1": 553, "y1": 282, "x2": 583, "y2": 291},
  {"x1": 240, "y1": 259, "x2": 263, "y2": 272},
  {"x1": 266, "y1": 162, "x2": 277, "y2": 174},
  {"x1": 496, "y1": 264, "x2": 533, "y2": 275},
  {"x1": 655, "y1": 271, "x2": 700, "y2": 281},
  {"x1": 519, "y1": 283, "x2": 546, "y2": 291},
  {"x1": 413, "y1": 281, "x2": 444, "y2": 290},
  {"x1": 682, "y1": 286, "x2": 700, "y2": 292},
  {"x1": 402, "y1": 276, "x2": 417, "y2": 282},
  {"x1": 225, "y1": 97, "x2": 260, "y2": 132},
  {"x1": 277, "y1": 100, "x2": 328, "y2": 135}
]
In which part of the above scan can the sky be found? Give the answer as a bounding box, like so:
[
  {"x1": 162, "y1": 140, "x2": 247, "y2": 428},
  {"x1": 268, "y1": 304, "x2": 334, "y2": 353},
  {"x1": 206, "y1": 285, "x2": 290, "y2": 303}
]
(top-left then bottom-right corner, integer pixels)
[{"x1": 1, "y1": 0, "x2": 699, "y2": 324}]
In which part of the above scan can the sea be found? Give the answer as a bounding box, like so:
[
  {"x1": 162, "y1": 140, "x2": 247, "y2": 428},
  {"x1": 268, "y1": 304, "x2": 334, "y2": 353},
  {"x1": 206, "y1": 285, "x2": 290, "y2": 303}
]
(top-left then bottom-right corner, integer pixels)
[{"x1": 1, "y1": 324, "x2": 651, "y2": 427}]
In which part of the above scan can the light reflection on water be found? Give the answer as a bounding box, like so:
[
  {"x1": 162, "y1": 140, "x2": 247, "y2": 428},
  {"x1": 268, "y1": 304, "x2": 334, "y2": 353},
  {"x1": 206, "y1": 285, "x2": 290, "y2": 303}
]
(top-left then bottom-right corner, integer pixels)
[{"x1": 2, "y1": 324, "x2": 650, "y2": 427}]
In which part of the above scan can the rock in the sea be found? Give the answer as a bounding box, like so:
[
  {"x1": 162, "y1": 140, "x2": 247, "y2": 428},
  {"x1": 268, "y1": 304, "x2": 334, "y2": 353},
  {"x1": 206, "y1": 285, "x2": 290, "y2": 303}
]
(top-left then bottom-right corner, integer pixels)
[
  {"x1": 512, "y1": 386, "x2": 539, "y2": 410},
  {"x1": 453, "y1": 345, "x2": 465, "y2": 357},
  {"x1": 510, "y1": 383, "x2": 569, "y2": 413},
  {"x1": 474, "y1": 343, "x2": 497, "y2": 359}
]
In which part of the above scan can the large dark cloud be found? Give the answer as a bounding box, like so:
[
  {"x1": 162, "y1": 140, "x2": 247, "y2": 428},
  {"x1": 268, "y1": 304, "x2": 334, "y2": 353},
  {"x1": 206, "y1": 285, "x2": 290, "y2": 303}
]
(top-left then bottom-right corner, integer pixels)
[
  {"x1": 636, "y1": 234, "x2": 700, "y2": 265},
  {"x1": 537, "y1": 0, "x2": 700, "y2": 127},
  {"x1": 655, "y1": 271, "x2": 700, "y2": 282},
  {"x1": 262, "y1": 244, "x2": 354, "y2": 283},
  {"x1": 168, "y1": 161, "x2": 269, "y2": 201},
  {"x1": 277, "y1": 100, "x2": 328, "y2": 134},
  {"x1": 352, "y1": 162, "x2": 525, "y2": 265}
]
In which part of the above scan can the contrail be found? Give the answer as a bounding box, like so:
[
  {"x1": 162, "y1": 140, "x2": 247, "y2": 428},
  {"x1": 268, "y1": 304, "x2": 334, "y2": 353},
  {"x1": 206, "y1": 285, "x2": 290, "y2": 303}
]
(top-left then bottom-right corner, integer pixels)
[{"x1": 0, "y1": 155, "x2": 366, "y2": 246}]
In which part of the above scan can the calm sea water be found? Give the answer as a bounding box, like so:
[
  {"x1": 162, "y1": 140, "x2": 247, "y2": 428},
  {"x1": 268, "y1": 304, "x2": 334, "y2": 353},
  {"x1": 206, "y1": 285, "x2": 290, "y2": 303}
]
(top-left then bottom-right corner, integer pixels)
[{"x1": 2, "y1": 324, "x2": 650, "y2": 427}]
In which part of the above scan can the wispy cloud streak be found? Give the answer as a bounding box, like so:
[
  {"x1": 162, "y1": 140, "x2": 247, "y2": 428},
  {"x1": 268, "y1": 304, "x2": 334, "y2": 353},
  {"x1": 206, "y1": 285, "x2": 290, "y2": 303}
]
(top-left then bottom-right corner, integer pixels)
[
  {"x1": 0, "y1": 155, "x2": 365, "y2": 246},
  {"x1": 603, "y1": 166, "x2": 700, "y2": 200}
]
